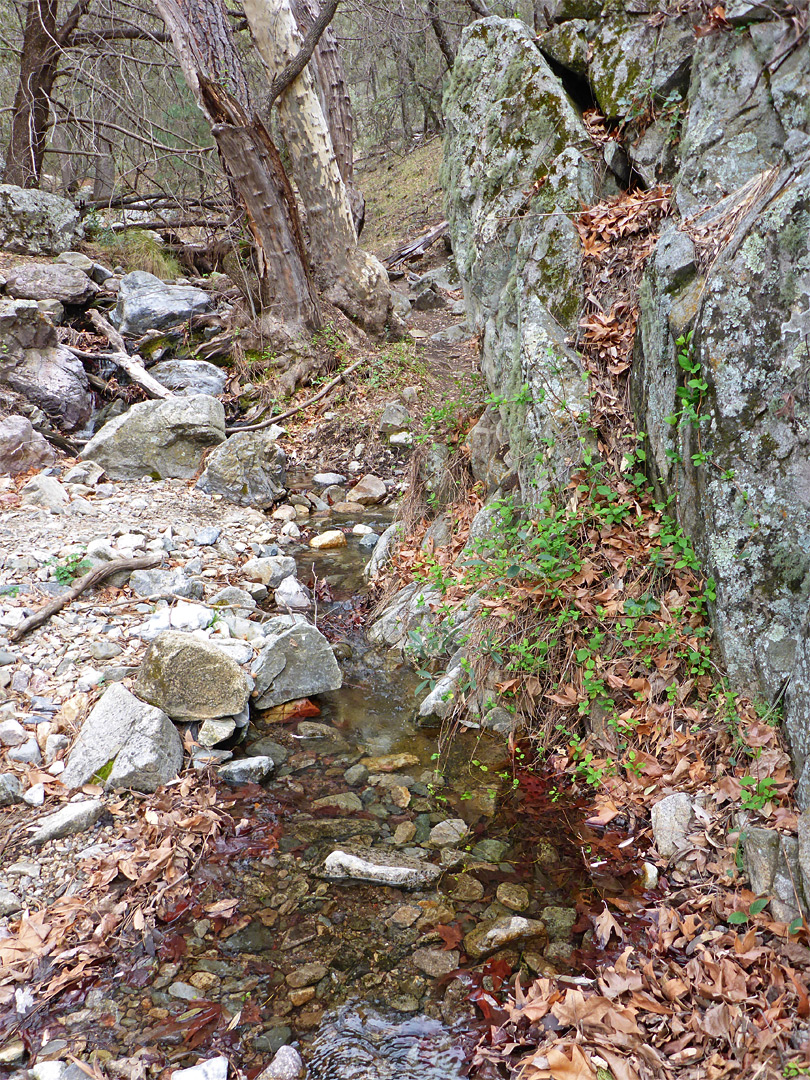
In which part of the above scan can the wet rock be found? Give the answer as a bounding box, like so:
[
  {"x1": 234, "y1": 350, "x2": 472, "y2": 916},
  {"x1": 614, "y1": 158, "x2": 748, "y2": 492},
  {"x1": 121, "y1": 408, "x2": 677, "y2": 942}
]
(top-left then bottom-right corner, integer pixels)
[
  {"x1": 496, "y1": 883, "x2": 530, "y2": 912},
  {"x1": 0, "y1": 184, "x2": 81, "y2": 254},
  {"x1": 447, "y1": 873, "x2": 485, "y2": 902},
  {"x1": 379, "y1": 402, "x2": 411, "y2": 435},
  {"x1": 0, "y1": 415, "x2": 56, "y2": 475},
  {"x1": 255, "y1": 1046, "x2": 304, "y2": 1080},
  {"x1": 651, "y1": 793, "x2": 694, "y2": 859},
  {"x1": 313, "y1": 471, "x2": 346, "y2": 487},
  {"x1": 28, "y1": 798, "x2": 104, "y2": 846},
  {"x1": 196, "y1": 431, "x2": 287, "y2": 508},
  {"x1": 470, "y1": 838, "x2": 510, "y2": 863},
  {"x1": 251, "y1": 622, "x2": 341, "y2": 709},
  {"x1": 0, "y1": 773, "x2": 23, "y2": 806},
  {"x1": 134, "y1": 631, "x2": 250, "y2": 722},
  {"x1": 309, "y1": 529, "x2": 347, "y2": 550},
  {"x1": 151, "y1": 359, "x2": 228, "y2": 397},
  {"x1": 81, "y1": 395, "x2": 226, "y2": 481},
  {"x1": 5, "y1": 263, "x2": 98, "y2": 304},
  {"x1": 429, "y1": 819, "x2": 469, "y2": 846},
  {"x1": 217, "y1": 757, "x2": 274, "y2": 784},
  {"x1": 394, "y1": 821, "x2": 417, "y2": 845},
  {"x1": 286, "y1": 962, "x2": 328, "y2": 988},
  {"x1": 242, "y1": 556, "x2": 297, "y2": 587},
  {"x1": 312, "y1": 791, "x2": 363, "y2": 813},
  {"x1": 412, "y1": 948, "x2": 460, "y2": 978},
  {"x1": 171, "y1": 1057, "x2": 229, "y2": 1080},
  {"x1": 464, "y1": 915, "x2": 547, "y2": 960},
  {"x1": 360, "y1": 752, "x2": 420, "y2": 772},
  {"x1": 247, "y1": 736, "x2": 289, "y2": 765},
  {"x1": 364, "y1": 521, "x2": 404, "y2": 580},
  {"x1": 30, "y1": 1065, "x2": 93, "y2": 1080},
  {"x1": 60, "y1": 682, "x2": 183, "y2": 791},
  {"x1": 344, "y1": 762, "x2": 368, "y2": 786},
  {"x1": 320, "y1": 848, "x2": 442, "y2": 888},
  {"x1": 112, "y1": 270, "x2": 212, "y2": 336},
  {"x1": 274, "y1": 575, "x2": 312, "y2": 611},
  {"x1": 347, "y1": 473, "x2": 387, "y2": 505}
]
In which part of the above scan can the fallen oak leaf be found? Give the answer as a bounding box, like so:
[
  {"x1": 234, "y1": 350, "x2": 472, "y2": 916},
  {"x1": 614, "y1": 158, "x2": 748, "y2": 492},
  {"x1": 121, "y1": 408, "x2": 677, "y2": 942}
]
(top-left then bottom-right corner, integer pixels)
[{"x1": 593, "y1": 904, "x2": 624, "y2": 948}]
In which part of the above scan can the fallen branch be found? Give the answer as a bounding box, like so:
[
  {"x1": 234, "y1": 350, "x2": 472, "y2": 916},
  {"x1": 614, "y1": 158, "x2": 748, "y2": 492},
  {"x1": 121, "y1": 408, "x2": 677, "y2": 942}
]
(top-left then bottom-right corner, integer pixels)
[
  {"x1": 384, "y1": 219, "x2": 448, "y2": 268},
  {"x1": 9, "y1": 555, "x2": 162, "y2": 642},
  {"x1": 85, "y1": 311, "x2": 175, "y2": 400},
  {"x1": 225, "y1": 355, "x2": 366, "y2": 433}
]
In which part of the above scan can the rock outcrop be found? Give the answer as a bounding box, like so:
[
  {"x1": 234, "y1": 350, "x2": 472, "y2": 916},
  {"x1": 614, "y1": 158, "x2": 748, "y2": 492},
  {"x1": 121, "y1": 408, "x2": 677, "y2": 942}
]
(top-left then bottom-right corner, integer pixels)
[{"x1": 0, "y1": 184, "x2": 81, "y2": 254}]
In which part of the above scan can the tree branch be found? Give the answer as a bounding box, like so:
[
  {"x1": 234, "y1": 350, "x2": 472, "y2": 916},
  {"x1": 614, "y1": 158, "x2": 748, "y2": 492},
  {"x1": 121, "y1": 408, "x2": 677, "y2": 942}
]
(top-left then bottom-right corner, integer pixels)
[
  {"x1": 265, "y1": 0, "x2": 339, "y2": 109},
  {"x1": 466, "y1": 0, "x2": 492, "y2": 15},
  {"x1": 69, "y1": 23, "x2": 173, "y2": 46}
]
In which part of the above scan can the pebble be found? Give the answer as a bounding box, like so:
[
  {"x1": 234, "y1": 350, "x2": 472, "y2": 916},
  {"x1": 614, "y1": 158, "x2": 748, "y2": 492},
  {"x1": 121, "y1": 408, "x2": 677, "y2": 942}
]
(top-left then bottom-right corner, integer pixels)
[
  {"x1": 411, "y1": 947, "x2": 460, "y2": 978},
  {"x1": 256, "y1": 1045, "x2": 304, "y2": 1080},
  {"x1": 286, "y1": 962, "x2": 327, "y2": 988},
  {"x1": 168, "y1": 980, "x2": 204, "y2": 1000},
  {"x1": 195, "y1": 527, "x2": 222, "y2": 545},
  {"x1": 0, "y1": 887, "x2": 22, "y2": 915},
  {"x1": 393, "y1": 821, "x2": 417, "y2": 844},
  {"x1": 311, "y1": 791, "x2": 363, "y2": 813}
]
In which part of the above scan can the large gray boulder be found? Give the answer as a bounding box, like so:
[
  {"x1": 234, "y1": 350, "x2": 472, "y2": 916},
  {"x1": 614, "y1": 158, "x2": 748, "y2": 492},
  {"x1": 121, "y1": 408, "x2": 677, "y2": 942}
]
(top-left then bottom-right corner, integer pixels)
[
  {"x1": 0, "y1": 298, "x2": 93, "y2": 431},
  {"x1": 80, "y1": 394, "x2": 225, "y2": 479},
  {"x1": 60, "y1": 683, "x2": 183, "y2": 792},
  {"x1": 443, "y1": 18, "x2": 594, "y2": 495},
  {"x1": 0, "y1": 415, "x2": 55, "y2": 475},
  {"x1": 0, "y1": 185, "x2": 81, "y2": 254},
  {"x1": 196, "y1": 431, "x2": 287, "y2": 507},
  {"x1": 112, "y1": 270, "x2": 212, "y2": 336},
  {"x1": 151, "y1": 359, "x2": 228, "y2": 397},
  {"x1": 251, "y1": 621, "x2": 342, "y2": 709},
  {"x1": 5, "y1": 263, "x2": 98, "y2": 305},
  {"x1": 134, "y1": 630, "x2": 251, "y2": 722}
]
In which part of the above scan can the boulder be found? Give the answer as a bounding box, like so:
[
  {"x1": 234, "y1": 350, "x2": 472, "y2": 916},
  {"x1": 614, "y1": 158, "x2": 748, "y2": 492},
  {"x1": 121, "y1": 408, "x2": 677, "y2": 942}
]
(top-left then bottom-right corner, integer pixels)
[
  {"x1": 112, "y1": 270, "x2": 212, "y2": 336},
  {"x1": 60, "y1": 682, "x2": 183, "y2": 792},
  {"x1": 134, "y1": 631, "x2": 251, "y2": 722},
  {"x1": 80, "y1": 394, "x2": 225, "y2": 480},
  {"x1": 0, "y1": 415, "x2": 55, "y2": 475},
  {"x1": 251, "y1": 621, "x2": 342, "y2": 709},
  {"x1": 0, "y1": 184, "x2": 81, "y2": 254},
  {"x1": 379, "y1": 402, "x2": 411, "y2": 435},
  {"x1": 151, "y1": 359, "x2": 228, "y2": 397},
  {"x1": 443, "y1": 18, "x2": 594, "y2": 496},
  {"x1": 347, "y1": 473, "x2": 387, "y2": 505},
  {"x1": 196, "y1": 431, "x2": 286, "y2": 507},
  {"x1": 5, "y1": 263, "x2": 98, "y2": 305},
  {"x1": 0, "y1": 298, "x2": 93, "y2": 431}
]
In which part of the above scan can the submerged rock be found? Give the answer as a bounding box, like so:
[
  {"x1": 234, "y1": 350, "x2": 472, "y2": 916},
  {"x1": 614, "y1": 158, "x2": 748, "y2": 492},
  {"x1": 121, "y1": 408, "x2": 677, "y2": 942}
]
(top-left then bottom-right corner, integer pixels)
[
  {"x1": 464, "y1": 915, "x2": 547, "y2": 960},
  {"x1": 320, "y1": 848, "x2": 442, "y2": 888}
]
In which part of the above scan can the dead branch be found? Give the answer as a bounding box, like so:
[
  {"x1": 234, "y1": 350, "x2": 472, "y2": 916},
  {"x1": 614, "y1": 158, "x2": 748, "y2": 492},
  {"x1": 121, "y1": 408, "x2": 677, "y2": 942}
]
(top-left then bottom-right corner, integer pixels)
[
  {"x1": 384, "y1": 218, "x2": 448, "y2": 267},
  {"x1": 225, "y1": 354, "x2": 366, "y2": 433},
  {"x1": 9, "y1": 554, "x2": 162, "y2": 642},
  {"x1": 265, "y1": 0, "x2": 340, "y2": 108},
  {"x1": 84, "y1": 311, "x2": 175, "y2": 399}
]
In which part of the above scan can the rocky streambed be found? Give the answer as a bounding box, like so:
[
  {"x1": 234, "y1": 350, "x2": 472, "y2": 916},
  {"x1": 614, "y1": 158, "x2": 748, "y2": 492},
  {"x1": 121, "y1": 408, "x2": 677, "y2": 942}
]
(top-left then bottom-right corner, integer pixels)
[{"x1": 0, "y1": 462, "x2": 583, "y2": 1080}]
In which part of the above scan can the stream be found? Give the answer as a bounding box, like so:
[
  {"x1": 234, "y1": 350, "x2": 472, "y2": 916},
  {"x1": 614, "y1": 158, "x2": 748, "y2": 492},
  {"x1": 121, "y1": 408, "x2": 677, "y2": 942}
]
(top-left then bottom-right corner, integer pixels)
[{"x1": 49, "y1": 496, "x2": 585, "y2": 1078}]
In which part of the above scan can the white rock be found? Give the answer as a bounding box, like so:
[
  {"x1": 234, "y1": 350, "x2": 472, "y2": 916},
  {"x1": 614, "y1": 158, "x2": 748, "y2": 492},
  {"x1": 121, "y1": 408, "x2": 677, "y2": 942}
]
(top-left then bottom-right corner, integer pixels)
[
  {"x1": 352, "y1": 524, "x2": 373, "y2": 536},
  {"x1": 274, "y1": 575, "x2": 312, "y2": 611},
  {"x1": 313, "y1": 472, "x2": 346, "y2": 487},
  {"x1": 217, "y1": 757, "x2": 274, "y2": 784},
  {"x1": 172, "y1": 1057, "x2": 229, "y2": 1080},
  {"x1": 28, "y1": 798, "x2": 104, "y2": 845},
  {"x1": 321, "y1": 849, "x2": 441, "y2": 888},
  {"x1": 198, "y1": 718, "x2": 237, "y2": 747},
  {"x1": 256, "y1": 1046, "x2": 304, "y2": 1080},
  {"x1": 23, "y1": 783, "x2": 45, "y2": 806},
  {"x1": 0, "y1": 718, "x2": 27, "y2": 746}
]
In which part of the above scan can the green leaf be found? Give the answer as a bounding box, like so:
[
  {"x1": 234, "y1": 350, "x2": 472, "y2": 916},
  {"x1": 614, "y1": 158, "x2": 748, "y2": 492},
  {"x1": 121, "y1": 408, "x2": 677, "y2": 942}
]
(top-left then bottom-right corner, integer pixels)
[
  {"x1": 789, "y1": 917, "x2": 804, "y2": 935},
  {"x1": 727, "y1": 911, "x2": 748, "y2": 925},
  {"x1": 749, "y1": 897, "x2": 768, "y2": 916}
]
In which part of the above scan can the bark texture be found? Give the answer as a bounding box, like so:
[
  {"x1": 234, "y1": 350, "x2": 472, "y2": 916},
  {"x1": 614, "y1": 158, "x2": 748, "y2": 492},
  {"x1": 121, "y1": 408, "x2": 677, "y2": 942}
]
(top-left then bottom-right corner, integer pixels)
[
  {"x1": 244, "y1": 0, "x2": 390, "y2": 335},
  {"x1": 152, "y1": 0, "x2": 320, "y2": 331}
]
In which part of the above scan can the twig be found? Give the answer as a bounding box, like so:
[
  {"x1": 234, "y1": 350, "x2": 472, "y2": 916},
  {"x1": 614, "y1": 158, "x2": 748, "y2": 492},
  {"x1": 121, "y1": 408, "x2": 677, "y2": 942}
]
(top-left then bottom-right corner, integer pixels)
[
  {"x1": 225, "y1": 355, "x2": 367, "y2": 433},
  {"x1": 85, "y1": 311, "x2": 175, "y2": 400},
  {"x1": 9, "y1": 555, "x2": 161, "y2": 642}
]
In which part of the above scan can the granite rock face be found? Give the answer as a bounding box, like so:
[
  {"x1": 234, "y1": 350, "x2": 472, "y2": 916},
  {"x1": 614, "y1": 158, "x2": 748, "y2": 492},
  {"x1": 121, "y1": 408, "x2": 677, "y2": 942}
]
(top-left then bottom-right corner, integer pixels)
[
  {"x1": 0, "y1": 184, "x2": 81, "y2": 254},
  {"x1": 196, "y1": 431, "x2": 287, "y2": 507},
  {"x1": 134, "y1": 631, "x2": 251, "y2": 722}
]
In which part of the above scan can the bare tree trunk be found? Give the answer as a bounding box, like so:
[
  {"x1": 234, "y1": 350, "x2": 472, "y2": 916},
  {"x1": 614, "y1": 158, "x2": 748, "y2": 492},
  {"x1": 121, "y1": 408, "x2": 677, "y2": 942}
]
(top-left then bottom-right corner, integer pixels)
[
  {"x1": 244, "y1": 0, "x2": 390, "y2": 334},
  {"x1": 4, "y1": 0, "x2": 61, "y2": 187},
  {"x1": 290, "y1": 0, "x2": 365, "y2": 234},
  {"x1": 152, "y1": 0, "x2": 321, "y2": 332},
  {"x1": 427, "y1": 0, "x2": 455, "y2": 69}
]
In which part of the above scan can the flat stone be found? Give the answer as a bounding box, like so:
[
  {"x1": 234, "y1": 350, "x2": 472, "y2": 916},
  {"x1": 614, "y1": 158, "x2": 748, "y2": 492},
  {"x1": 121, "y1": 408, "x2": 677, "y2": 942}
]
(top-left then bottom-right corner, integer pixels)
[
  {"x1": 28, "y1": 798, "x2": 104, "y2": 846},
  {"x1": 5, "y1": 262, "x2": 98, "y2": 304},
  {"x1": 360, "y1": 752, "x2": 420, "y2": 772},
  {"x1": 496, "y1": 882, "x2": 530, "y2": 912},
  {"x1": 464, "y1": 916, "x2": 547, "y2": 960},
  {"x1": 320, "y1": 848, "x2": 441, "y2": 889},
  {"x1": 312, "y1": 791, "x2": 363, "y2": 813},
  {"x1": 198, "y1": 718, "x2": 237, "y2": 747},
  {"x1": 217, "y1": 757, "x2": 274, "y2": 784},
  {"x1": 429, "y1": 819, "x2": 469, "y2": 846},
  {"x1": 168, "y1": 981, "x2": 204, "y2": 1001},
  {"x1": 286, "y1": 962, "x2": 328, "y2": 988},
  {"x1": 411, "y1": 947, "x2": 460, "y2": 978},
  {"x1": 309, "y1": 530, "x2": 347, "y2": 550},
  {"x1": 391, "y1": 904, "x2": 421, "y2": 928},
  {"x1": 313, "y1": 472, "x2": 346, "y2": 487}
]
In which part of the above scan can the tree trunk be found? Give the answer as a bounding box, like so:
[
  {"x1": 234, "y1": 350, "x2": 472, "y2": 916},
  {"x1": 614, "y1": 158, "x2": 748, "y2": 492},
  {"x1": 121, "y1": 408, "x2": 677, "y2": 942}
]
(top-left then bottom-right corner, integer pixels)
[
  {"x1": 427, "y1": 0, "x2": 455, "y2": 70},
  {"x1": 152, "y1": 0, "x2": 320, "y2": 332},
  {"x1": 289, "y1": 0, "x2": 365, "y2": 235},
  {"x1": 243, "y1": 0, "x2": 390, "y2": 335},
  {"x1": 3, "y1": 0, "x2": 60, "y2": 187}
]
